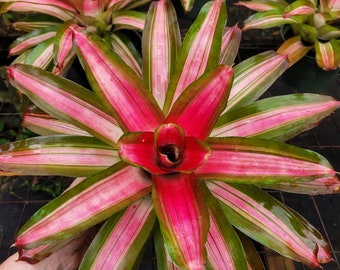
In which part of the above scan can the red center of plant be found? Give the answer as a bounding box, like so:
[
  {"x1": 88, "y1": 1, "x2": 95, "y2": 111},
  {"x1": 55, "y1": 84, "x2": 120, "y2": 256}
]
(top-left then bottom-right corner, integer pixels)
[{"x1": 155, "y1": 124, "x2": 185, "y2": 169}]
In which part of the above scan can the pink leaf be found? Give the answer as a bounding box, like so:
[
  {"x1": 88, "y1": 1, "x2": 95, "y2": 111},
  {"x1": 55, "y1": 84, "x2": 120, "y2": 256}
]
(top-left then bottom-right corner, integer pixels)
[
  {"x1": 152, "y1": 173, "x2": 209, "y2": 269},
  {"x1": 166, "y1": 66, "x2": 233, "y2": 140},
  {"x1": 16, "y1": 164, "x2": 152, "y2": 249},
  {"x1": 142, "y1": 0, "x2": 180, "y2": 109},
  {"x1": 72, "y1": 28, "x2": 165, "y2": 132},
  {"x1": 196, "y1": 137, "x2": 335, "y2": 183}
]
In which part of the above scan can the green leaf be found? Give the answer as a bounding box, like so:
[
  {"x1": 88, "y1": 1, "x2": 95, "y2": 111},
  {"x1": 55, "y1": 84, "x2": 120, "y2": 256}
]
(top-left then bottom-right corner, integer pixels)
[
  {"x1": 224, "y1": 51, "x2": 289, "y2": 112},
  {"x1": 142, "y1": 0, "x2": 181, "y2": 109},
  {"x1": 163, "y1": 0, "x2": 226, "y2": 113},
  {"x1": 0, "y1": 135, "x2": 118, "y2": 176},
  {"x1": 154, "y1": 222, "x2": 181, "y2": 270},
  {"x1": 79, "y1": 197, "x2": 155, "y2": 269},
  {"x1": 208, "y1": 182, "x2": 331, "y2": 268},
  {"x1": 111, "y1": 10, "x2": 146, "y2": 31},
  {"x1": 7, "y1": 64, "x2": 123, "y2": 146},
  {"x1": 16, "y1": 163, "x2": 152, "y2": 250},
  {"x1": 110, "y1": 32, "x2": 142, "y2": 77},
  {"x1": 315, "y1": 39, "x2": 340, "y2": 70},
  {"x1": 72, "y1": 29, "x2": 165, "y2": 132},
  {"x1": 9, "y1": 26, "x2": 56, "y2": 55},
  {"x1": 201, "y1": 183, "x2": 248, "y2": 270},
  {"x1": 197, "y1": 137, "x2": 336, "y2": 183},
  {"x1": 213, "y1": 94, "x2": 340, "y2": 141}
]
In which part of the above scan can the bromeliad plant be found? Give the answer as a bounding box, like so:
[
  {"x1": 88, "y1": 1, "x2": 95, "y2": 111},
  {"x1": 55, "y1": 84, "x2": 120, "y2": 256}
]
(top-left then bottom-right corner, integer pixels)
[
  {"x1": 0, "y1": 0, "x2": 149, "y2": 75},
  {"x1": 235, "y1": 0, "x2": 340, "y2": 70},
  {"x1": 1, "y1": 0, "x2": 340, "y2": 269}
]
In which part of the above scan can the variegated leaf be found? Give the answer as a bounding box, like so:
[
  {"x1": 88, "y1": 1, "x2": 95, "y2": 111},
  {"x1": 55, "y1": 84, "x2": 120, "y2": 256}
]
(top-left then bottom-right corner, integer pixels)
[
  {"x1": 201, "y1": 183, "x2": 248, "y2": 270},
  {"x1": 213, "y1": 94, "x2": 340, "y2": 141},
  {"x1": 111, "y1": 10, "x2": 146, "y2": 31},
  {"x1": 277, "y1": 36, "x2": 312, "y2": 66},
  {"x1": 79, "y1": 197, "x2": 155, "y2": 269},
  {"x1": 219, "y1": 25, "x2": 242, "y2": 66},
  {"x1": 0, "y1": 135, "x2": 117, "y2": 176},
  {"x1": 110, "y1": 33, "x2": 142, "y2": 77},
  {"x1": 152, "y1": 173, "x2": 208, "y2": 269},
  {"x1": 9, "y1": 26, "x2": 56, "y2": 56},
  {"x1": 22, "y1": 112, "x2": 91, "y2": 137},
  {"x1": 0, "y1": 2, "x2": 75, "y2": 21},
  {"x1": 16, "y1": 163, "x2": 152, "y2": 250},
  {"x1": 72, "y1": 28, "x2": 165, "y2": 132},
  {"x1": 7, "y1": 64, "x2": 123, "y2": 146},
  {"x1": 208, "y1": 182, "x2": 331, "y2": 268},
  {"x1": 142, "y1": 0, "x2": 181, "y2": 109},
  {"x1": 224, "y1": 51, "x2": 289, "y2": 112},
  {"x1": 315, "y1": 39, "x2": 340, "y2": 70},
  {"x1": 196, "y1": 137, "x2": 336, "y2": 183},
  {"x1": 166, "y1": 65, "x2": 233, "y2": 140},
  {"x1": 258, "y1": 176, "x2": 340, "y2": 195},
  {"x1": 242, "y1": 9, "x2": 303, "y2": 30},
  {"x1": 163, "y1": 0, "x2": 226, "y2": 113}
]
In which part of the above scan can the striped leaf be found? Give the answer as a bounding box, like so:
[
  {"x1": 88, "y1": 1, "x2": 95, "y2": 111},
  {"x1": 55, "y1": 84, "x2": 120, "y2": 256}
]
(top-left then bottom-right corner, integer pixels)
[
  {"x1": 277, "y1": 36, "x2": 312, "y2": 66},
  {"x1": 196, "y1": 137, "x2": 336, "y2": 183},
  {"x1": 258, "y1": 176, "x2": 340, "y2": 195},
  {"x1": 208, "y1": 182, "x2": 331, "y2": 268},
  {"x1": 242, "y1": 9, "x2": 303, "y2": 30},
  {"x1": 166, "y1": 65, "x2": 233, "y2": 140},
  {"x1": 219, "y1": 25, "x2": 242, "y2": 66},
  {"x1": 142, "y1": 0, "x2": 181, "y2": 109},
  {"x1": 111, "y1": 11, "x2": 146, "y2": 31},
  {"x1": 9, "y1": 26, "x2": 56, "y2": 56},
  {"x1": 72, "y1": 28, "x2": 165, "y2": 132},
  {"x1": 163, "y1": 0, "x2": 226, "y2": 113},
  {"x1": 79, "y1": 197, "x2": 155, "y2": 269},
  {"x1": 0, "y1": 1, "x2": 75, "y2": 21},
  {"x1": 152, "y1": 173, "x2": 209, "y2": 269},
  {"x1": 0, "y1": 0, "x2": 76, "y2": 13},
  {"x1": 53, "y1": 22, "x2": 78, "y2": 72},
  {"x1": 315, "y1": 39, "x2": 340, "y2": 70},
  {"x1": 110, "y1": 33, "x2": 142, "y2": 77},
  {"x1": 234, "y1": 0, "x2": 287, "y2": 12},
  {"x1": 0, "y1": 135, "x2": 117, "y2": 176},
  {"x1": 213, "y1": 94, "x2": 340, "y2": 141},
  {"x1": 23, "y1": 38, "x2": 54, "y2": 69},
  {"x1": 201, "y1": 183, "x2": 248, "y2": 270},
  {"x1": 22, "y1": 112, "x2": 91, "y2": 137},
  {"x1": 7, "y1": 64, "x2": 123, "y2": 146},
  {"x1": 16, "y1": 163, "x2": 152, "y2": 250},
  {"x1": 224, "y1": 51, "x2": 289, "y2": 112}
]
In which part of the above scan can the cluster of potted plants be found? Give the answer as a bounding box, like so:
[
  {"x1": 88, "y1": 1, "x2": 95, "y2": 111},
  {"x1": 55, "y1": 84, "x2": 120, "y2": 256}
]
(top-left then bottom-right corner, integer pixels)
[
  {"x1": 236, "y1": 0, "x2": 340, "y2": 90},
  {"x1": 0, "y1": 0, "x2": 339, "y2": 269}
]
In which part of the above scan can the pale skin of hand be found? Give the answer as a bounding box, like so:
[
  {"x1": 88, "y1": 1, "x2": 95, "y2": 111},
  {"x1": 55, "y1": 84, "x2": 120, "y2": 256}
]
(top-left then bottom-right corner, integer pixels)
[{"x1": 0, "y1": 228, "x2": 96, "y2": 270}]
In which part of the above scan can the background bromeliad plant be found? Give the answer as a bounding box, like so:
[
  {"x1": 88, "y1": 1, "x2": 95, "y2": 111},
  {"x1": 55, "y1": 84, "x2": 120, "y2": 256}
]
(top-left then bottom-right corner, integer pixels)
[
  {"x1": 0, "y1": 0, "x2": 340, "y2": 269},
  {"x1": 0, "y1": 0, "x2": 150, "y2": 75},
  {"x1": 235, "y1": 0, "x2": 340, "y2": 70}
]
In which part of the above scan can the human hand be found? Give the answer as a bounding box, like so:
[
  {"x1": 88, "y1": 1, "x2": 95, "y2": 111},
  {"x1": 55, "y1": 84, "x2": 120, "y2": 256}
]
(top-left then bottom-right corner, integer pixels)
[{"x1": 0, "y1": 228, "x2": 97, "y2": 270}]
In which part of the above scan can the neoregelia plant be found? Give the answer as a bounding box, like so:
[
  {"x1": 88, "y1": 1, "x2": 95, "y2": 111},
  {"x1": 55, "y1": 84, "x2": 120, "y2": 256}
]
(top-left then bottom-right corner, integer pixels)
[{"x1": 1, "y1": 0, "x2": 340, "y2": 269}]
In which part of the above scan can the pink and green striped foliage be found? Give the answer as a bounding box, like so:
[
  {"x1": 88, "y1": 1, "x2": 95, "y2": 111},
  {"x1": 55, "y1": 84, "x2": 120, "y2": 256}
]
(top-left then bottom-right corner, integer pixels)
[
  {"x1": 0, "y1": 0, "x2": 149, "y2": 75},
  {"x1": 1, "y1": 0, "x2": 340, "y2": 269},
  {"x1": 235, "y1": 0, "x2": 340, "y2": 70}
]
